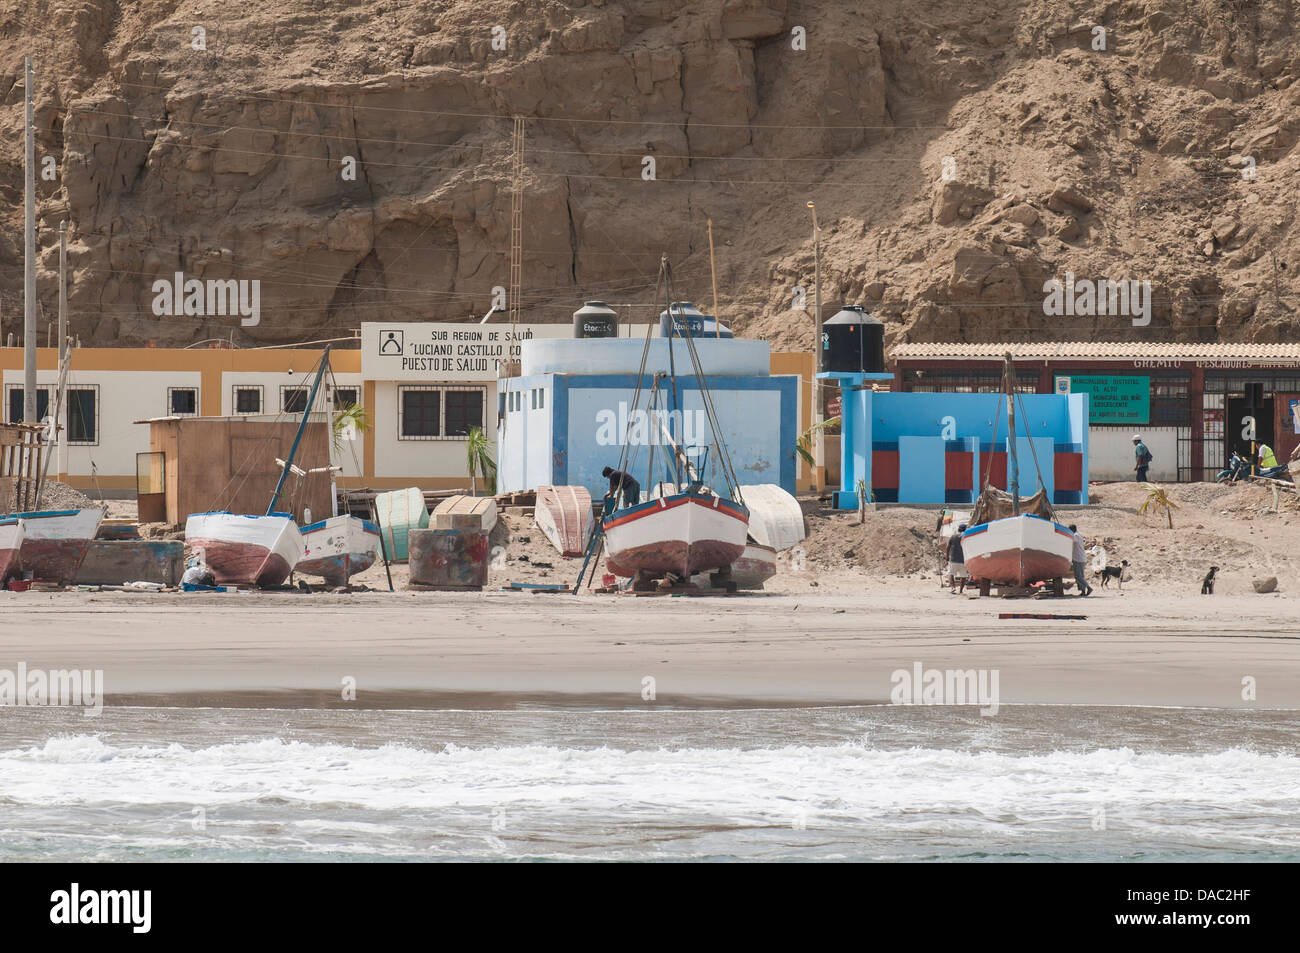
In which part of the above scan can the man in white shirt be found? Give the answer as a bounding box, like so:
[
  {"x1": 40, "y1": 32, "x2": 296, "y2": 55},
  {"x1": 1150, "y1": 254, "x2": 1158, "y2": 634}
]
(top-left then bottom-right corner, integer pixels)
[{"x1": 1068, "y1": 524, "x2": 1092, "y2": 596}]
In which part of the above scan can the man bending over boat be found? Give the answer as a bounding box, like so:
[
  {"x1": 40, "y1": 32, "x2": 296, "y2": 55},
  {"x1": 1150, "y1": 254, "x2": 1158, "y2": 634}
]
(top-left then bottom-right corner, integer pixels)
[{"x1": 601, "y1": 466, "x2": 641, "y2": 508}]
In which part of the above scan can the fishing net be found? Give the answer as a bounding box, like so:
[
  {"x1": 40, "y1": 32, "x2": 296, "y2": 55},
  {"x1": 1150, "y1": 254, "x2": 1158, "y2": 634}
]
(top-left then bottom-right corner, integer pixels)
[{"x1": 967, "y1": 486, "x2": 1055, "y2": 527}]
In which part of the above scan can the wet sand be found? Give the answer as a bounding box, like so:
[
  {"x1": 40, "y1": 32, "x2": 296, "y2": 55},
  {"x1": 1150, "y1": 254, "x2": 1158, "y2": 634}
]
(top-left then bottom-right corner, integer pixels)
[{"x1": 2, "y1": 583, "x2": 1297, "y2": 709}]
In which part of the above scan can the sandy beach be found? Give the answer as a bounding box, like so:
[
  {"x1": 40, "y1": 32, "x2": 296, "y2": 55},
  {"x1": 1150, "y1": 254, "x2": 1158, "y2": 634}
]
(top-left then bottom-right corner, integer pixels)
[{"x1": 3, "y1": 581, "x2": 1296, "y2": 709}]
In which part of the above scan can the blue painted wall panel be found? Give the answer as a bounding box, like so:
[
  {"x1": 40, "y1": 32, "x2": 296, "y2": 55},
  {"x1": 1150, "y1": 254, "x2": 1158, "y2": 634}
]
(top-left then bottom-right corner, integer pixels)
[
  {"x1": 898, "y1": 436, "x2": 946, "y2": 503},
  {"x1": 499, "y1": 372, "x2": 798, "y2": 498}
]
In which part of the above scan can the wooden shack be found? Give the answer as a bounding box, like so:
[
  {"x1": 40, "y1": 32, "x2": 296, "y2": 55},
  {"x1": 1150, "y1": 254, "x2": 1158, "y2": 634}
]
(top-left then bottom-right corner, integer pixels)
[
  {"x1": 136, "y1": 414, "x2": 333, "y2": 527},
  {"x1": 0, "y1": 423, "x2": 46, "y2": 514}
]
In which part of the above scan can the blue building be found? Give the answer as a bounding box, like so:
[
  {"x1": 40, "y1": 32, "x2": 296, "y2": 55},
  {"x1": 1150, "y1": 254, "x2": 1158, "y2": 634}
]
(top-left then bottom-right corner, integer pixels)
[
  {"x1": 497, "y1": 337, "x2": 800, "y2": 498},
  {"x1": 822, "y1": 371, "x2": 1090, "y2": 509}
]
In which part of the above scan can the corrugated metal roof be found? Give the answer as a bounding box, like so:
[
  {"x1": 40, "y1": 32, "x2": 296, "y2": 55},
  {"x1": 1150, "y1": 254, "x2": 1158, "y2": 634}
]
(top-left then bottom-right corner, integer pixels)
[{"x1": 890, "y1": 342, "x2": 1300, "y2": 360}]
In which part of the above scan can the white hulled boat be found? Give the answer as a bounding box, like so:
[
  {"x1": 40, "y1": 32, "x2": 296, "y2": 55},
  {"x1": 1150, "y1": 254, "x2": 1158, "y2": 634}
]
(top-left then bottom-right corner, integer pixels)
[
  {"x1": 298, "y1": 515, "x2": 380, "y2": 586},
  {"x1": 960, "y1": 512, "x2": 1073, "y2": 586},
  {"x1": 599, "y1": 262, "x2": 750, "y2": 584},
  {"x1": 185, "y1": 511, "x2": 305, "y2": 587},
  {"x1": 15, "y1": 508, "x2": 104, "y2": 584},
  {"x1": 957, "y1": 355, "x2": 1074, "y2": 588},
  {"x1": 604, "y1": 487, "x2": 749, "y2": 578},
  {"x1": 184, "y1": 347, "x2": 334, "y2": 587}
]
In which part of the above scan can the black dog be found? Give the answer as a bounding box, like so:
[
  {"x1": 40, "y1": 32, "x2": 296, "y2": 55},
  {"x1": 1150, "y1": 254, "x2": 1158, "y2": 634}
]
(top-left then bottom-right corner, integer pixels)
[
  {"x1": 1098, "y1": 560, "x2": 1129, "y2": 589},
  {"x1": 1201, "y1": 566, "x2": 1218, "y2": 595}
]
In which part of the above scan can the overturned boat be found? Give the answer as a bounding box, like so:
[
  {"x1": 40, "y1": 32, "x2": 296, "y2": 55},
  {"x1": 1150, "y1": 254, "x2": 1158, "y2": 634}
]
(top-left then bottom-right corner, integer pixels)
[{"x1": 535, "y1": 485, "x2": 593, "y2": 557}]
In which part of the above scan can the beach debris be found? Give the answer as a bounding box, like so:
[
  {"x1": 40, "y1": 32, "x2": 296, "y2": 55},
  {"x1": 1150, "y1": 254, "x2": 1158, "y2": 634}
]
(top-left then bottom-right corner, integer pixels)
[
  {"x1": 502, "y1": 582, "x2": 568, "y2": 592},
  {"x1": 1252, "y1": 576, "x2": 1278, "y2": 594},
  {"x1": 998, "y1": 613, "x2": 1087, "y2": 620}
]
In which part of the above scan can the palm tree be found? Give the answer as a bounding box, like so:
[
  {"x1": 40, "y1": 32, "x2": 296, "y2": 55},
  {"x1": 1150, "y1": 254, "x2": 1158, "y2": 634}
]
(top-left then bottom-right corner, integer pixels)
[
  {"x1": 466, "y1": 425, "x2": 497, "y2": 495},
  {"x1": 795, "y1": 415, "x2": 841, "y2": 469},
  {"x1": 332, "y1": 402, "x2": 371, "y2": 453},
  {"x1": 1139, "y1": 482, "x2": 1178, "y2": 528}
]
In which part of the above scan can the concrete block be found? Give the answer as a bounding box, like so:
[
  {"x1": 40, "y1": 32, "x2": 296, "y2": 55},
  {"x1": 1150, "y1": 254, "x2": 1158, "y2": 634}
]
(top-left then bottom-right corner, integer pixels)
[
  {"x1": 76, "y1": 540, "x2": 185, "y2": 586},
  {"x1": 407, "y1": 528, "x2": 489, "y2": 590}
]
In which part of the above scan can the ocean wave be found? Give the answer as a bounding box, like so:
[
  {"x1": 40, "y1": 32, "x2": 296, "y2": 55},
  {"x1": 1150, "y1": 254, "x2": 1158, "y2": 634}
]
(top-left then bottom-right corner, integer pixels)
[{"x1": 2, "y1": 736, "x2": 1297, "y2": 822}]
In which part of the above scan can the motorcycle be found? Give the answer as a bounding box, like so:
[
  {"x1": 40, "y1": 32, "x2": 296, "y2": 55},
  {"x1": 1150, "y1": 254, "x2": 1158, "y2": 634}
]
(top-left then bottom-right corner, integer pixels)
[{"x1": 1216, "y1": 451, "x2": 1249, "y2": 483}]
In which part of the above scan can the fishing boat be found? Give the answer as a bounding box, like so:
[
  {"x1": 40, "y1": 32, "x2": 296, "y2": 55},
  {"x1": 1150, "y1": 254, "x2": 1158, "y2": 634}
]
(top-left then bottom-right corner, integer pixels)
[
  {"x1": 184, "y1": 347, "x2": 334, "y2": 587},
  {"x1": 0, "y1": 516, "x2": 24, "y2": 583},
  {"x1": 185, "y1": 511, "x2": 304, "y2": 587},
  {"x1": 15, "y1": 508, "x2": 104, "y2": 584},
  {"x1": 297, "y1": 514, "x2": 380, "y2": 586},
  {"x1": 600, "y1": 260, "x2": 750, "y2": 584},
  {"x1": 959, "y1": 511, "x2": 1074, "y2": 586},
  {"x1": 604, "y1": 488, "x2": 750, "y2": 578},
  {"x1": 535, "y1": 485, "x2": 593, "y2": 557},
  {"x1": 959, "y1": 354, "x2": 1074, "y2": 588}
]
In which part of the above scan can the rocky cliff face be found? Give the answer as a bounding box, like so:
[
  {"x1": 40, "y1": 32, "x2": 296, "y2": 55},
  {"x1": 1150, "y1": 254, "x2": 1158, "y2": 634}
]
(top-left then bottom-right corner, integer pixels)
[{"x1": 0, "y1": 0, "x2": 1297, "y2": 350}]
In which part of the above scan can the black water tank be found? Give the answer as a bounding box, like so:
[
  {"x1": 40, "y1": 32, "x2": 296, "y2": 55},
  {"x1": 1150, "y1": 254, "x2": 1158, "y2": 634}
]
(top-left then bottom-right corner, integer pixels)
[
  {"x1": 573, "y1": 301, "x2": 619, "y2": 338},
  {"x1": 659, "y1": 301, "x2": 733, "y2": 338},
  {"x1": 824, "y1": 305, "x2": 884, "y2": 373}
]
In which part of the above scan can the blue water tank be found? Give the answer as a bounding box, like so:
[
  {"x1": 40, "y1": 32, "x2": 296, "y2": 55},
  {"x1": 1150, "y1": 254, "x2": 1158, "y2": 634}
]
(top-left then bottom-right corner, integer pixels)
[{"x1": 659, "y1": 302, "x2": 732, "y2": 338}]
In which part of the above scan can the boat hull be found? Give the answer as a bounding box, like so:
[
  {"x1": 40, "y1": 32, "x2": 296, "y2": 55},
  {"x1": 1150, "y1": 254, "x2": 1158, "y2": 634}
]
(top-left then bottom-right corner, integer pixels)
[
  {"x1": 0, "y1": 518, "x2": 23, "y2": 583},
  {"x1": 603, "y1": 492, "x2": 749, "y2": 578},
  {"x1": 15, "y1": 509, "x2": 103, "y2": 584},
  {"x1": 374, "y1": 487, "x2": 428, "y2": 562},
  {"x1": 298, "y1": 515, "x2": 380, "y2": 585},
  {"x1": 535, "y1": 485, "x2": 594, "y2": 557},
  {"x1": 961, "y1": 514, "x2": 1074, "y2": 586},
  {"x1": 185, "y1": 512, "x2": 305, "y2": 587}
]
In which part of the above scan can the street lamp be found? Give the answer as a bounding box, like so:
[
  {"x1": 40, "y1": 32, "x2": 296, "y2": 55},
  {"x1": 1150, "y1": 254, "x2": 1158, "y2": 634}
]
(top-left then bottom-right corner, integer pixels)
[{"x1": 807, "y1": 201, "x2": 823, "y2": 490}]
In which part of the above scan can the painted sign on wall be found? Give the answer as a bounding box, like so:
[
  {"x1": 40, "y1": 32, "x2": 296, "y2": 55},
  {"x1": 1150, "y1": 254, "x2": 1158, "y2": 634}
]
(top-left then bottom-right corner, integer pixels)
[
  {"x1": 1054, "y1": 375, "x2": 1150, "y2": 423},
  {"x1": 361, "y1": 323, "x2": 573, "y2": 381}
]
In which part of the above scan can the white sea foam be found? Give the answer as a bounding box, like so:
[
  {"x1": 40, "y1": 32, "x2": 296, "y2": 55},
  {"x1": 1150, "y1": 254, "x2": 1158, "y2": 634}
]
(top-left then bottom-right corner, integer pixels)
[{"x1": 2, "y1": 736, "x2": 1297, "y2": 831}]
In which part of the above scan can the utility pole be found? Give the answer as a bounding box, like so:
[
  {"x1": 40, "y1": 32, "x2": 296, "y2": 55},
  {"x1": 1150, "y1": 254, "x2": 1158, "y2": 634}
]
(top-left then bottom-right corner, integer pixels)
[
  {"x1": 58, "y1": 221, "x2": 68, "y2": 481},
  {"x1": 23, "y1": 57, "x2": 37, "y2": 423},
  {"x1": 806, "y1": 201, "x2": 823, "y2": 491},
  {"x1": 707, "y1": 218, "x2": 720, "y2": 340},
  {"x1": 58, "y1": 222, "x2": 67, "y2": 361},
  {"x1": 507, "y1": 116, "x2": 524, "y2": 373}
]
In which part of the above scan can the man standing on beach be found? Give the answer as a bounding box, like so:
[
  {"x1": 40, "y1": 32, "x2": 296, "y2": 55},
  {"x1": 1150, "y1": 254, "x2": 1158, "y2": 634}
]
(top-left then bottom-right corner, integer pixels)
[
  {"x1": 947, "y1": 524, "x2": 968, "y2": 594},
  {"x1": 1132, "y1": 434, "x2": 1151, "y2": 482},
  {"x1": 1068, "y1": 524, "x2": 1092, "y2": 596}
]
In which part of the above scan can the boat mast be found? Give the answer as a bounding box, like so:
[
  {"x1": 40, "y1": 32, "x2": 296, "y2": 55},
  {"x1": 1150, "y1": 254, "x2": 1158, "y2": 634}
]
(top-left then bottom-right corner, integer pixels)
[
  {"x1": 267, "y1": 347, "x2": 331, "y2": 517},
  {"x1": 1004, "y1": 352, "x2": 1019, "y2": 516},
  {"x1": 661, "y1": 259, "x2": 684, "y2": 488}
]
